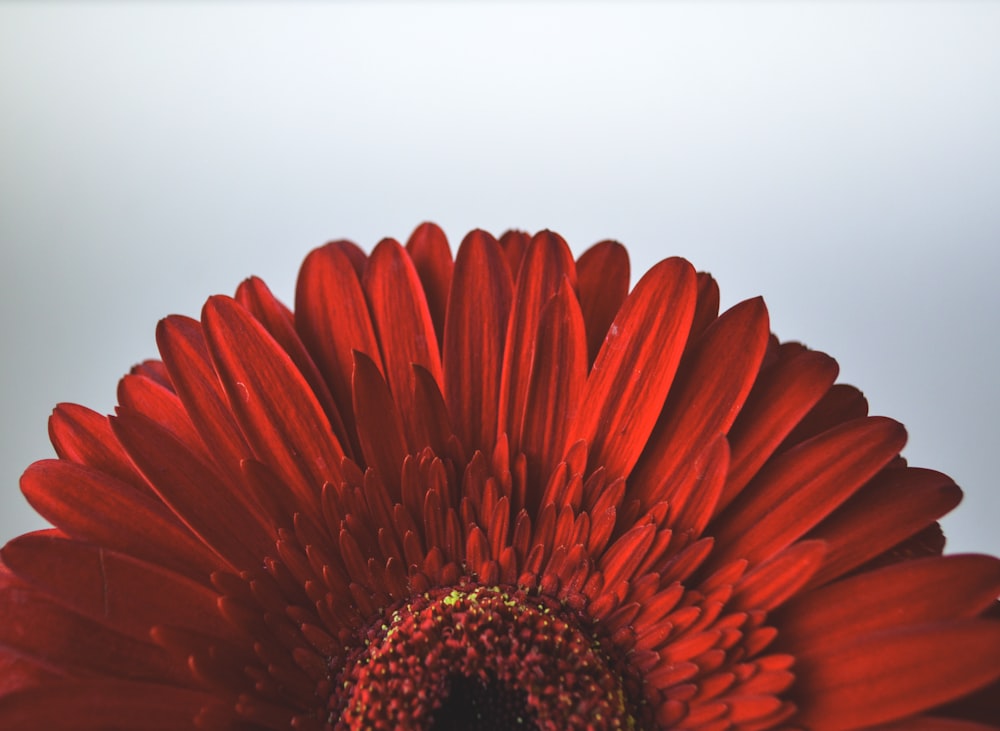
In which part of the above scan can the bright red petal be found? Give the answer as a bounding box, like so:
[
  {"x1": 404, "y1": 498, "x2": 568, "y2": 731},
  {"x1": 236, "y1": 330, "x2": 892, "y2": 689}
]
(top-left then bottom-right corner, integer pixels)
[
  {"x1": 566, "y1": 257, "x2": 698, "y2": 481},
  {"x1": 443, "y1": 230, "x2": 513, "y2": 455}
]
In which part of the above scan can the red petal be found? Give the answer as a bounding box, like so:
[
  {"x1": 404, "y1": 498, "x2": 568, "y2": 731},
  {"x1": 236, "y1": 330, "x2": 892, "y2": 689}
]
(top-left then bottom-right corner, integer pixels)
[
  {"x1": 235, "y1": 275, "x2": 352, "y2": 455},
  {"x1": 1, "y1": 534, "x2": 238, "y2": 643},
  {"x1": 0, "y1": 680, "x2": 225, "y2": 730},
  {"x1": 868, "y1": 718, "x2": 1000, "y2": 731},
  {"x1": 409, "y1": 364, "x2": 455, "y2": 457},
  {"x1": 575, "y1": 240, "x2": 630, "y2": 365},
  {"x1": 116, "y1": 374, "x2": 204, "y2": 459},
  {"x1": 20, "y1": 460, "x2": 215, "y2": 579},
  {"x1": 47, "y1": 404, "x2": 149, "y2": 495},
  {"x1": 518, "y1": 278, "x2": 588, "y2": 490},
  {"x1": 781, "y1": 382, "x2": 869, "y2": 451},
  {"x1": 352, "y1": 350, "x2": 408, "y2": 496},
  {"x1": 805, "y1": 466, "x2": 963, "y2": 587},
  {"x1": 111, "y1": 409, "x2": 274, "y2": 570},
  {"x1": 566, "y1": 257, "x2": 697, "y2": 480},
  {"x1": 663, "y1": 436, "x2": 728, "y2": 538},
  {"x1": 776, "y1": 554, "x2": 1000, "y2": 654},
  {"x1": 128, "y1": 359, "x2": 172, "y2": 390},
  {"x1": 405, "y1": 222, "x2": 453, "y2": 346},
  {"x1": 155, "y1": 315, "x2": 253, "y2": 481},
  {"x1": 0, "y1": 589, "x2": 187, "y2": 685},
  {"x1": 363, "y1": 237, "x2": 444, "y2": 436},
  {"x1": 498, "y1": 229, "x2": 531, "y2": 278},
  {"x1": 202, "y1": 295, "x2": 346, "y2": 522},
  {"x1": 443, "y1": 230, "x2": 513, "y2": 455},
  {"x1": 724, "y1": 347, "x2": 839, "y2": 509},
  {"x1": 730, "y1": 540, "x2": 826, "y2": 612},
  {"x1": 295, "y1": 241, "x2": 383, "y2": 436},
  {"x1": 690, "y1": 272, "x2": 721, "y2": 338},
  {"x1": 710, "y1": 416, "x2": 906, "y2": 567},
  {"x1": 630, "y1": 297, "x2": 769, "y2": 512},
  {"x1": 498, "y1": 230, "x2": 576, "y2": 451},
  {"x1": 794, "y1": 621, "x2": 1000, "y2": 731}
]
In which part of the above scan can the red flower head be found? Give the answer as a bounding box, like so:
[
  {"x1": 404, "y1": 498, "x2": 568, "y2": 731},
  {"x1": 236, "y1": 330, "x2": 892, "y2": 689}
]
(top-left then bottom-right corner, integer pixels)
[{"x1": 1, "y1": 224, "x2": 998, "y2": 730}]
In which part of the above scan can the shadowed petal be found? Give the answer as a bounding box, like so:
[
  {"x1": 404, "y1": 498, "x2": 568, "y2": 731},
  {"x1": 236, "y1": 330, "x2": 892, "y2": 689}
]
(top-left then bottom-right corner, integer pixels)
[
  {"x1": 0, "y1": 680, "x2": 229, "y2": 730},
  {"x1": 724, "y1": 347, "x2": 839, "y2": 509},
  {"x1": 20, "y1": 461, "x2": 216, "y2": 579},
  {"x1": 794, "y1": 621, "x2": 1000, "y2": 731},
  {"x1": 1, "y1": 534, "x2": 240, "y2": 644},
  {"x1": 710, "y1": 416, "x2": 907, "y2": 567},
  {"x1": 805, "y1": 466, "x2": 963, "y2": 587},
  {"x1": 575, "y1": 240, "x2": 629, "y2": 365},
  {"x1": 352, "y1": 350, "x2": 408, "y2": 497},
  {"x1": 405, "y1": 222, "x2": 453, "y2": 345},
  {"x1": 776, "y1": 554, "x2": 1000, "y2": 654},
  {"x1": 111, "y1": 409, "x2": 275, "y2": 570}
]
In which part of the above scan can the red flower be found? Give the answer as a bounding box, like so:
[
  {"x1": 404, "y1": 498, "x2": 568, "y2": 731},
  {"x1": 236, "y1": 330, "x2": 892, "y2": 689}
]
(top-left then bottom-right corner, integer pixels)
[{"x1": 1, "y1": 224, "x2": 998, "y2": 730}]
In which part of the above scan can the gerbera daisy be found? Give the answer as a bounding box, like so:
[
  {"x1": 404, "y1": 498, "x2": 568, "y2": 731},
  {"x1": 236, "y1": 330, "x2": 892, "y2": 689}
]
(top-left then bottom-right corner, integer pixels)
[{"x1": 0, "y1": 224, "x2": 997, "y2": 730}]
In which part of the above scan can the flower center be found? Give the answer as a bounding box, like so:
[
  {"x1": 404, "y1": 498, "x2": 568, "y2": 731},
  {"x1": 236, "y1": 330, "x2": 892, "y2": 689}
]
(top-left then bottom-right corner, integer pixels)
[{"x1": 334, "y1": 585, "x2": 634, "y2": 730}]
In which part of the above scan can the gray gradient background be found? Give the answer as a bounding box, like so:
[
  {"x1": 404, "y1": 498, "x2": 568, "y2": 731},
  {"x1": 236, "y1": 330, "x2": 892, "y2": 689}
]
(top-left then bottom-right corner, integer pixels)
[{"x1": 1, "y1": 2, "x2": 998, "y2": 556}]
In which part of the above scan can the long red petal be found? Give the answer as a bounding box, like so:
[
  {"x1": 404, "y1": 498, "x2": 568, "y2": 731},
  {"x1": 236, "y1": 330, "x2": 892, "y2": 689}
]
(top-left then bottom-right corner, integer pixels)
[
  {"x1": 565, "y1": 257, "x2": 697, "y2": 481},
  {"x1": 155, "y1": 315, "x2": 253, "y2": 482},
  {"x1": 47, "y1": 404, "x2": 149, "y2": 495},
  {"x1": 116, "y1": 375, "x2": 204, "y2": 460},
  {"x1": 776, "y1": 554, "x2": 1000, "y2": 654},
  {"x1": 730, "y1": 540, "x2": 827, "y2": 612},
  {"x1": 630, "y1": 297, "x2": 769, "y2": 512},
  {"x1": 805, "y1": 466, "x2": 963, "y2": 587},
  {"x1": 235, "y1": 275, "x2": 352, "y2": 455},
  {"x1": 1, "y1": 534, "x2": 238, "y2": 644},
  {"x1": 111, "y1": 409, "x2": 275, "y2": 570},
  {"x1": 0, "y1": 590, "x2": 188, "y2": 685},
  {"x1": 0, "y1": 680, "x2": 226, "y2": 730},
  {"x1": 724, "y1": 347, "x2": 839, "y2": 509},
  {"x1": 363, "y1": 237, "x2": 444, "y2": 431},
  {"x1": 202, "y1": 296, "x2": 346, "y2": 522},
  {"x1": 443, "y1": 230, "x2": 513, "y2": 455},
  {"x1": 710, "y1": 416, "x2": 906, "y2": 567},
  {"x1": 295, "y1": 242, "x2": 383, "y2": 436},
  {"x1": 794, "y1": 621, "x2": 1000, "y2": 731},
  {"x1": 20, "y1": 460, "x2": 215, "y2": 579},
  {"x1": 518, "y1": 279, "x2": 588, "y2": 493},
  {"x1": 498, "y1": 230, "x2": 576, "y2": 451}
]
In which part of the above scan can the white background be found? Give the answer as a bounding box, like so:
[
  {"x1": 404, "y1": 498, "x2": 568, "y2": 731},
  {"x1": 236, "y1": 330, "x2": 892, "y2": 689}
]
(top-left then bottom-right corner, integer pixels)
[{"x1": 2, "y1": 2, "x2": 998, "y2": 556}]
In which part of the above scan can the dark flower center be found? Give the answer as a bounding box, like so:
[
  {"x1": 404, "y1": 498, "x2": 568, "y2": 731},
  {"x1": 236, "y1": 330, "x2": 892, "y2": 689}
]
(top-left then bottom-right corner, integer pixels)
[
  {"x1": 431, "y1": 674, "x2": 534, "y2": 730},
  {"x1": 334, "y1": 585, "x2": 634, "y2": 730}
]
